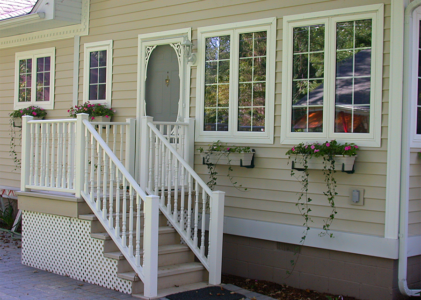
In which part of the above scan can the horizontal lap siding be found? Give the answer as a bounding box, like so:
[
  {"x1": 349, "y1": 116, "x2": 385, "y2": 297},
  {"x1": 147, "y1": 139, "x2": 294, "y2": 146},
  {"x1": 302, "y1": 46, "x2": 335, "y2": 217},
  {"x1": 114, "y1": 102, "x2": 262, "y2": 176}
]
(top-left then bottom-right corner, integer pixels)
[
  {"x1": 409, "y1": 151, "x2": 421, "y2": 236},
  {"x1": 85, "y1": 0, "x2": 390, "y2": 236},
  {"x1": 0, "y1": 39, "x2": 74, "y2": 188}
]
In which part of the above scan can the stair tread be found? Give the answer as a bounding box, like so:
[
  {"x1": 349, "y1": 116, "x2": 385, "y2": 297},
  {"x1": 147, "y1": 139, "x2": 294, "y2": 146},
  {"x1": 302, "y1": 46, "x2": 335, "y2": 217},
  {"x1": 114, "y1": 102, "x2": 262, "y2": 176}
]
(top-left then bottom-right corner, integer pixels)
[
  {"x1": 132, "y1": 282, "x2": 210, "y2": 299},
  {"x1": 117, "y1": 262, "x2": 204, "y2": 281},
  {"x1": 104, "y1": 244, "x2": 189, "y2": 260},
  {"x1": 91, "y1": 226, "x2": 175, "y2": 240}
]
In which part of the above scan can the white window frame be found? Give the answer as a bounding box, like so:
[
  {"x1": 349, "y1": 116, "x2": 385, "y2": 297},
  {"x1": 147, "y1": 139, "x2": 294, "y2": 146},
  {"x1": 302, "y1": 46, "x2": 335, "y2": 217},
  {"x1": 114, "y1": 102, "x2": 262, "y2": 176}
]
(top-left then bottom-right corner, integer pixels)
[
  {"x1": 14, "y1": 47, "x2": 56, "y2": 110},
  {"x1": 281, "y1": 4, "x2": 384, "y2": 147},
  {"x1": 196, "y1": 18, "x2": 276, "y2": 144},
  {"x1": 83, "y1": 40, "x2": 113, "y2": 106},
  {"x1": 410, "y1": 6, "x2": 421, "y2": 147}
]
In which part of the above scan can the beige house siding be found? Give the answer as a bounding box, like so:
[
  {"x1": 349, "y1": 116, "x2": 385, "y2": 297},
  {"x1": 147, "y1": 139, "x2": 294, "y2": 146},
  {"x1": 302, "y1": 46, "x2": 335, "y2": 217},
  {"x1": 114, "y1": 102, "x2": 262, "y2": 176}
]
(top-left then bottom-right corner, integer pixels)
[
  {"x1": 409, "y1": 150, "x2": 421, "y2": 236},
  {"x1": 0, "y1": 39, "x2": 75, "y2": 188},
  {"x1": 0, "y1": 0, "x2": 391, "y2": 236}
]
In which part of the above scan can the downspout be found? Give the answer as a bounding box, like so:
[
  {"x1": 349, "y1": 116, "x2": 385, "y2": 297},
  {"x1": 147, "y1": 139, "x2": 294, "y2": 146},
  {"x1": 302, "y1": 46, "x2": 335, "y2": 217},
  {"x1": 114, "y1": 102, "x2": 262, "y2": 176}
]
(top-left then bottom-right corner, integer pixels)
[{"x1": 399, "y1": 0, "x2": 421, "y2": 296}]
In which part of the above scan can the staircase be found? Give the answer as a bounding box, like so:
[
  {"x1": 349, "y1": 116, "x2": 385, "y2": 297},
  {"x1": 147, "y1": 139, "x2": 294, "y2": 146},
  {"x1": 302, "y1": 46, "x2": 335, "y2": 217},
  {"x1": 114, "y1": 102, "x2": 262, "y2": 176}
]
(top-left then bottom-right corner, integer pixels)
[{"x1": 19, "y1": 114, "x2": 225, "y2": 299}]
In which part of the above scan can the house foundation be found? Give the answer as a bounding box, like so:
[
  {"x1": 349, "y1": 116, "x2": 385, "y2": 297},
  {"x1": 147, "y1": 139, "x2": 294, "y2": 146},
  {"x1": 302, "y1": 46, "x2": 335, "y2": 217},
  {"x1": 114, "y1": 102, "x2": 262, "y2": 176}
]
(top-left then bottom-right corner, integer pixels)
[{"x1": 222, "y1": 234, "x2": 419, "y2": 300}]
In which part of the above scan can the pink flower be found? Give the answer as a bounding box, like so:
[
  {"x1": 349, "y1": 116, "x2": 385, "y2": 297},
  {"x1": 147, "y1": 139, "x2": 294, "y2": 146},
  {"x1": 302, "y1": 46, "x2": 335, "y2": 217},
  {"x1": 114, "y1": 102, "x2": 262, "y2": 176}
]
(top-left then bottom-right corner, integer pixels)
[
  {"x1": 311, "y1": 145, "x2": 315, "y2": 150},
  {"x1": 20, "y1": 110, "x2": 23, "y2": 113},
  {"x1": 32, "y1": 112, "x2": 37, "y2": 116},
  {"x1": 105, "y1": 115, "x2": 109, "y2": 118},
  {"x1": 75, "y1": 105, "x2": 78, "y2": 108},
  {"x1": 345, "y1": 146, "x2": 351, "y2": 151},
  {"x1": 113, "y1": 110, "x2": 117, "y2": 113},
  {"x1": 67, "y1": 110, "x2": 70, "y2": 112},
  {"x1": 41, "y1": 108, "x2": 44, "y2": 110},
  {"x1": 305, "y1": 145, "x2": 308, "y2": 149},
  {"x1": 91, "y1": 117, "x2": 95, "y2": 120},
  {"x1": 354, "y1": 145, "x2": 359, "y2": 149},
  {"x1": 227, "y1": 147, "x2": 231, "y2": 151},
  {"x1": 326, "y1": 143, "x2": 330, "y2": 147},
  {"x1": 84, "y1": 108, "x2": 88, "y2": 111},
  {"x1": 291, "y1": 147, "x2": 295, "y2": 152},
  {"x1": 314, "y1": 149, "x2": 320, "y2": 153}
]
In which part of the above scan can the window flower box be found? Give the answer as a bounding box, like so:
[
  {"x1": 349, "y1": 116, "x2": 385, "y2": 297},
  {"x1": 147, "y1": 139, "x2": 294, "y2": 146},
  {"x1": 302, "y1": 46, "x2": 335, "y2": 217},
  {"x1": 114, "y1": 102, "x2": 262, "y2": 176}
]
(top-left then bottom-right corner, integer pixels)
[
  {"x1": 12, "y1": 116, "x2": 44, "y2": 128},
  {"x1": 200, "y1": 150, "x2": 255, "y2": 168},
  {"x1": 291, "y1": 155, "x2": 356, "y2": 173},
  {"x1": 90, "y1": 116, "x2": 111, "y2": 123}
]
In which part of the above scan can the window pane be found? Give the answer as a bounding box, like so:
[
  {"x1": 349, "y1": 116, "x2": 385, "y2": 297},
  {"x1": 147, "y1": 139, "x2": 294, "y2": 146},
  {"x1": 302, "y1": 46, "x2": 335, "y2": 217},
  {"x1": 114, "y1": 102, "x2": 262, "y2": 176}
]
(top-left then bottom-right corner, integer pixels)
[
  {"x1": 89, "y1": 85, "x2": 98, "y2": 100},
  {"x1": 204, "y1": 35, "x2": 230, "y2": 131},
  {"x1": 36, "y1": 56, "x2": 51, "y2": 102},
  {"x1": 335, "y1": 19, "x2": 372, "y2": 133},
  {"x1": 18, "y1": 59, "x2": 32, "y2": 102},
  {"x1": 99, "y1": 50, "x2": 107, "y2": 67},
  {"x1": 45, "y1": 57, "x2": 50, "y2": 71},
  {"x1": 291, "y1": 25, "x2": 325, "y2": 132},
  {"x1": 418, "y1": 79, "x2": 421, "y2": 106},
  {"x1": 37, "y1": 57, "x2": 44, "y2": 72},
  {"x1": 238, "y1": 31, "x2": 267, "y2": 132},
  {"x1": 89, "y1": 50, "x2": 107, "y2": 101},
  {"x1": 90, "y1": 52, "x2": 98, "y2": 68},
  {"x1": 418, "y1": 107, "x2": 421, "y2": 135},
  {"x1": 99, "y1": 68, "x2": 106, "y2": 83},
  {"x1": 98, "y1": 84, "x2": 106, "y2": 100}
]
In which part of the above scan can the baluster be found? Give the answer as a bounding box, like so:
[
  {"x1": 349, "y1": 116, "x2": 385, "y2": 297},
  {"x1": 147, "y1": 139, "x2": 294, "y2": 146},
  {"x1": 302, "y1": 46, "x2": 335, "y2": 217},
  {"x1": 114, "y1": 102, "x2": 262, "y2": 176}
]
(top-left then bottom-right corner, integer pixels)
[
  {"x1": 167, "y1": 145, "x2": 172, "y2": 214},
  {"x1": 56, "y1": 123, "x2": 63, "y2": 188},
  {"x1": 112, "y1": 125, "x2": 116, "y2": 157},
  {"x1": 67, "y1": 123, "x2": 72, "y2": 189},
  {"x1": 160, "y1": 127, "x2": 165, "y2": 205},
  {"x1": 122, "y1": 177, "x2": 127, "y2": 246},
  {"x1": 180, "y1": 125, "x2": 185, "y2": 161},
  {"x1": 115, "y1": 169, "x2": 121, "y2": 236},
  {"x1": 201, "y1": 188, "x2": 206, "y2": 256},
  {"x1": 96, "y1": 142, "x2": 102, "y2": 211},
  {"x1": 34, "y1": 122, "x2": 40, "y2": 186},
  {"x1": 90, "y1": 134, "x2": 95, "y2": 200},
  {"x1": 129, "y1": 185, "x2": 134, "y2": 256},
  {"x1": 180, "y1": 167, "x2": 185, "y2": 231},
  {"x1": 84, "y1": 128, "x2": 89, "y2": 194},
  {"x1": 102, "y1": 149, "x2": 108, "y2": 218},
  {"x1": 50, "y1": 123, "x2": 56, "y2": 188},
  {"x1": 40, "y1": 123, "x2": 46, "y2": 187},
  {"x1": 45, "y1": 124, "x2": 50, "y2": 187},
  {"x1": 154, "y1": 131, "x2": 159, "y2": 196},
  {"x1": 109, "y1": 157, "x2": 114, "y2": 228},
  {"x1": 120, "y1": 125, "x2": 124, "y2": 164},
  {"x1": 29, "y1": 123, "x2": 35, "y2": 186},
  {"x1": 173, "y1": 156, "x2": 178, "y2": 221},
  {"x1": 61, "y1": 123, "x2": 67, "y2": 188},
  {"x1": 148, "y1": 127, "x2": 154, "y2": 191},
  {"x1": 135, "y1": 193, "x2": 141, "y2": 266},
  {"x1": 208, "y1": 192, "x2": 213, "y2": 259},
  {"x1": 105, "y1": 124, "x2": 110, "y2": 146},
  {"x1": 175, "y1": 125, "x2": 179, "y2": 154},
  {"x1": 187, "y1": 175, "x2": 192, "y2": 239},
  {"x1": 194, "y1": 181, "x2": 199, "y2": 247}
]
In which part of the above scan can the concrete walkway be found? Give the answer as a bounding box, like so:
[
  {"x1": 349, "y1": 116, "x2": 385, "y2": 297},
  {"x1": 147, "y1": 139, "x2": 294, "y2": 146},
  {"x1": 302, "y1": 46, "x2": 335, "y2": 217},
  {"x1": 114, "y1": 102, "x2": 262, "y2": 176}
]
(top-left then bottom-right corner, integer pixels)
[{"x1": 0, "y1": 231, "x2": 274, "y2": 300}]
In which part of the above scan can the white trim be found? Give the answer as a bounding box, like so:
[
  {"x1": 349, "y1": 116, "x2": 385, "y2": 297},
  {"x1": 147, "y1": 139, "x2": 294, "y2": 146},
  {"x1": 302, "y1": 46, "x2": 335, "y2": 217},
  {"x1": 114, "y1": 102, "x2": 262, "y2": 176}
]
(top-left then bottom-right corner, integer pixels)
[
  {"x1": 281, "y1": 4, "x2": 384, "y2": 147},
  {"x1": 0, "y1": 0, "x2": 89, "y2": 49},
  {"x1": 14, "y1": 47, "x2": 56, "y2": 110},
  {"x1": 195, "y1": 18, "x2": 276, "y2": 144},
  {"x1": 135, "y1": 28, "x2": 192, "y2": 181},
  {"x1": 385, "y1": 0, "x2": 406, "y2": 240},
  {"x1": 224, "y1": 216, "x2": 399, "y2": 259},
  {"x1": 0, "y1": 13, "x2": 45, "y2": 30},
  {"x1": 410, "y1": 8, "x2": 421, "y2": 147},
  {"x1": 83, "y1": 40, "x2": 113, "y2": 107}
]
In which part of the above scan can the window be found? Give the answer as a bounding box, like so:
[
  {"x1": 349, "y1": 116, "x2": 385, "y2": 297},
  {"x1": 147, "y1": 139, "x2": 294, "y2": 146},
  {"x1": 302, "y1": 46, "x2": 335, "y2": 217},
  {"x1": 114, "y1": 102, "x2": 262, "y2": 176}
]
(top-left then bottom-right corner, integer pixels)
[
  {"x1": 14, "y1": 48, "x2": 55, "y2": 110},
  {"x1": 411, "y1": 7, "x2": 421, "y2": 147},
  {"x1": 281, "y1": 5, "x2": 384, "y2": 147},
  {"x1": 83, "y1": 40, "x2": 113, "y2": 106},
  {"x1": 196, "y1": 18, "x2": 276, "y2": 144}
]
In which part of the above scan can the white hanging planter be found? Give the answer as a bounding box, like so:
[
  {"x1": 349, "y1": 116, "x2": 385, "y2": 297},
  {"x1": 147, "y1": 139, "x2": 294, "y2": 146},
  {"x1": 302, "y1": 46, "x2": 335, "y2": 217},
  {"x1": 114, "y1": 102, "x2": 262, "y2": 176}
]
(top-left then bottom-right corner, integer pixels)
[
  {"x1": 12, "y1": 117, "x2": 43, "y2": 128},
  {"x1": 200, "y1": 150, "x2": 255, "y2": 168},
  {"x1": 291, "y1": 155, "x2": 356, "y2": 173}
]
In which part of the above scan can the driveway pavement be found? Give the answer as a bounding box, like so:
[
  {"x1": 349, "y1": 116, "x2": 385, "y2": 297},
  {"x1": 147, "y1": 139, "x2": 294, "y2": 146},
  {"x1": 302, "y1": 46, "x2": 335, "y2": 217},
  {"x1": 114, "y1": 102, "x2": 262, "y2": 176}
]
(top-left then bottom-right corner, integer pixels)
[{"x1": 0, "y1": 231, "x2": 273, "y2": 300}]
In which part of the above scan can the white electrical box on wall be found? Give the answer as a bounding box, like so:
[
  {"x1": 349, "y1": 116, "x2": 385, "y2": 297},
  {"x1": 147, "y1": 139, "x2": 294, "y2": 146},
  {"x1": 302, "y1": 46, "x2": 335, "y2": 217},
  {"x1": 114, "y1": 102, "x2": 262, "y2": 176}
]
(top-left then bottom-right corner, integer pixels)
[{"x1": 349, "y1": 188, "x2": 365, "y2": 206}]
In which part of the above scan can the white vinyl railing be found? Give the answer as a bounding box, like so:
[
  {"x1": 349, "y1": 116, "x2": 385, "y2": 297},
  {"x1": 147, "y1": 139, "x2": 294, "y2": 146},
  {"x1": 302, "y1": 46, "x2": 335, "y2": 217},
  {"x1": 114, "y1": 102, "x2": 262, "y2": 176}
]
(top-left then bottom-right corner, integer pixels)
[{"x1": 140, "y1": 116, "x2": 225, "y2": 285}]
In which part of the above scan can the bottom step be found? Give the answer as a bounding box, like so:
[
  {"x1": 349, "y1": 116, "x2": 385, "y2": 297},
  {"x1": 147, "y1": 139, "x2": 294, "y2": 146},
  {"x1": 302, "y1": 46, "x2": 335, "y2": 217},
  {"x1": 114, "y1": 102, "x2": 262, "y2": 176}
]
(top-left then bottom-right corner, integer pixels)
[{"x1": 133, "y1": 281, "x2": 211, "y2": 299}]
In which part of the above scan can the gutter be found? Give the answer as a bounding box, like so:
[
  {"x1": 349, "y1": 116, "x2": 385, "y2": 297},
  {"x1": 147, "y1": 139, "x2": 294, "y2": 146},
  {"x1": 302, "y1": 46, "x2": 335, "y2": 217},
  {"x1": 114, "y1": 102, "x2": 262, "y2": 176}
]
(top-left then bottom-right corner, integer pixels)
[
  {"x1": 0, "y1": 12, "x2": 45, "y2": 30},
  {"x1": 399, "y1": 0, "x2": 421, "y2": 296}
]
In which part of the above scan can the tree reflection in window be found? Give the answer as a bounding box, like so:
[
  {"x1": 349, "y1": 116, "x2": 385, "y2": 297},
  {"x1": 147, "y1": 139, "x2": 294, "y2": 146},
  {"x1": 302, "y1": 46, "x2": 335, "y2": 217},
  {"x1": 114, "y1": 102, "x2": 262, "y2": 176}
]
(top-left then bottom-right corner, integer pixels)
[
  {"x1": 36, "y1": 57, "x2": 51, "y2": 102},
  {"x1": 335, "y1": 20, "x2": 372, "y2": 133},
  {"x1": 238, "y1": 31, "x2": 267, "y2": 132},
  {"x1": 204, "y1": 36, "x2": 230, "y2": 131},
  {"x1": 89, "y1": 50, "x2": 107, "y2": 101},
  {"x1": 18, "y1": 59, "x2": 32, "y2": 102},
  {"x1": 291, "y1": 25, "x2": 325, "y2": 133}
]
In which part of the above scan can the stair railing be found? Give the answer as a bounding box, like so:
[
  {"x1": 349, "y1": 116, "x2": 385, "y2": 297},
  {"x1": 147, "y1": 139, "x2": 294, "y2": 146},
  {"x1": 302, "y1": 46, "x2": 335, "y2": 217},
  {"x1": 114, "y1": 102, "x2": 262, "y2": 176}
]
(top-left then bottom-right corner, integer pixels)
[{"x1": 140, "y1": 116, "x2": 225, "y2": 285}]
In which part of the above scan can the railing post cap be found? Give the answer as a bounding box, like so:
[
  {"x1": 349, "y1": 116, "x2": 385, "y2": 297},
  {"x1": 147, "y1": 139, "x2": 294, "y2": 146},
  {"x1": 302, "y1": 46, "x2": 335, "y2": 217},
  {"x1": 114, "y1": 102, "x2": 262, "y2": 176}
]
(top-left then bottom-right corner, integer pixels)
[
  {"x1": 212, "y1": 191, "x2": 225, "y2": 195},
  {"x1": 22, "y1": 115, "x2": 34, "y2": 119},
  {"x1": 76, "y1": 113, "x2": 89, "y2": 119}
]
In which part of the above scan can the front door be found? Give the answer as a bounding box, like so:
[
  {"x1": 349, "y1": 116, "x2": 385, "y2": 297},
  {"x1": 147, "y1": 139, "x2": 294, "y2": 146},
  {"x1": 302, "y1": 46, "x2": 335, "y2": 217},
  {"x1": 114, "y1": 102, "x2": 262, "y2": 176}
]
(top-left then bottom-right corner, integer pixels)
[{"x1": 145, "y1": 45, "x2": 180, "y2": 122}]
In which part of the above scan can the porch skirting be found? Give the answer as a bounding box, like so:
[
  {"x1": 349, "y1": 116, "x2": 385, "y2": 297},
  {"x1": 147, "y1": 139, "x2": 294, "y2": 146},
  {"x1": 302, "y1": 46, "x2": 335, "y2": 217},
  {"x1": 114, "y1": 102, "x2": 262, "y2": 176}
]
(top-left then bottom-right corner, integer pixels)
[
  {"x1": 222, "y1": 234, "x2": 420, "y2": 300},
  {"x1": 21, "y1": 211, "x2": 132, "y2": 294}
]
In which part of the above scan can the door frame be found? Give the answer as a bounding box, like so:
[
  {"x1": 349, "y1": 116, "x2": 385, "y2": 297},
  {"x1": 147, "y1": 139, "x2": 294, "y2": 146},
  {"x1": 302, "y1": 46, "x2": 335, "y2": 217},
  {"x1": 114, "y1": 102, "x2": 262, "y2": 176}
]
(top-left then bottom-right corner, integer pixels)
[{"x1": 136, "y1": 28, "x2": 192, "y2": 181}]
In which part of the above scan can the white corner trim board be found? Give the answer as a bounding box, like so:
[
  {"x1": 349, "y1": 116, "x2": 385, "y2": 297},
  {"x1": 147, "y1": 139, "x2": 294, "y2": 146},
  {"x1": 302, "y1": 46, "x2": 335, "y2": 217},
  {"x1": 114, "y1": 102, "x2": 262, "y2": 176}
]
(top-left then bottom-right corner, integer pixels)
[
  {"x1": 224, "y1": 217, "x2": 400, "y2": 259},
  {"x1": 0, "y1": 0, "x2": 89, "y2": 49}
]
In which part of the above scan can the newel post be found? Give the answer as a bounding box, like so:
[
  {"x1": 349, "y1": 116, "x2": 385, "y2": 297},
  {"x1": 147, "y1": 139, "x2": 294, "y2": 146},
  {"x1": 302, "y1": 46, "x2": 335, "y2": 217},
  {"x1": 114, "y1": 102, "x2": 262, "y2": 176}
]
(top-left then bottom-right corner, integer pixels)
[
  {"x1": 75, "y1": 113, "x2": 89, "y2": 198},
  {"x1": 184, "y1": 118, "x2": 195, "y2": 168},
  {"x1": 21, "y1": 115, "x2": 34, "y2": 192},
  {"x1": 208, "y1": 190, "x2": 225, "y2": 285},
  {"x1": 143, "y1": 195, "x2": 159, "y2": 298},
  {"x1": 140, "y1": 116, "x2": 153, "y2": 191},
  {"x1": 125, "y1": 118, "x2": 136, "y2": 178}
]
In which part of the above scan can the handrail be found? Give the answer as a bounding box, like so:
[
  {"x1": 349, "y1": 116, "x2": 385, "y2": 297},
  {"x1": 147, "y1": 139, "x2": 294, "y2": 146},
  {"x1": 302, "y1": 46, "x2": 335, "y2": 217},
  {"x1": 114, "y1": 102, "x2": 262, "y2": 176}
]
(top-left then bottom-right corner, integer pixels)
[
  {"x1": 90, "y1": 121, "x2": 129, "y2": 125},
  {"x1": 28, "y1": 119, "x2": 77, "y2": 124},
  {"x1": 147, "y1": 122, "x2": 213, "y2": 196},
  {"x1": 152, "y1": 121, "x2": 189, "y2": 126},
  {"x1": 83, "y1": 120, "x2": 148, "y2": 200}
]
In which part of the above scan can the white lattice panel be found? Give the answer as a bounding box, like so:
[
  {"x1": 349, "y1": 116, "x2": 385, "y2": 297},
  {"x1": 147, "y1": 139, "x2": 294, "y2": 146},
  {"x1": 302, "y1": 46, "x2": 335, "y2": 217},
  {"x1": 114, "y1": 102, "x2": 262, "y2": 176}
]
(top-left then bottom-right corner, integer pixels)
[{"x1": 22, "y1": 211, "x2": 132, "y2": 294}]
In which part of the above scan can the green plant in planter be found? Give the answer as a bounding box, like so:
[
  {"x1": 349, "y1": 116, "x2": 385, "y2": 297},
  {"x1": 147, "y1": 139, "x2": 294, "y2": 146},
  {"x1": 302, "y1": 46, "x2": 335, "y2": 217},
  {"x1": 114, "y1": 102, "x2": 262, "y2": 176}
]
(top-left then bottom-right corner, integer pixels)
[
  {"x1": 68, "y1": 102, "x2": 116, "y2": 120},
  {"x1": 197, "y1": 140, "x2": 251, "y2": 191},
  {"x1": 9, "y1": 106, "x2": 48, "y2": 171}
]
